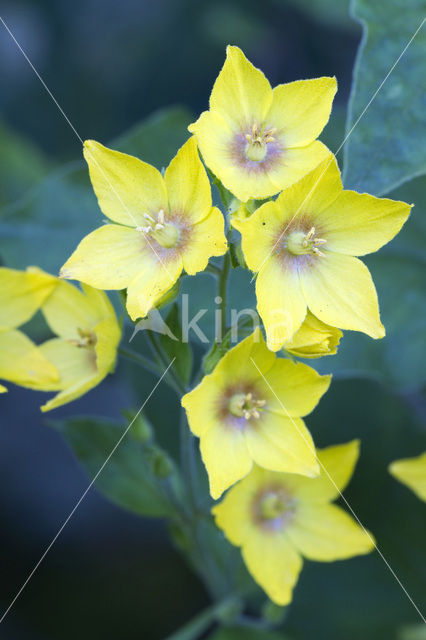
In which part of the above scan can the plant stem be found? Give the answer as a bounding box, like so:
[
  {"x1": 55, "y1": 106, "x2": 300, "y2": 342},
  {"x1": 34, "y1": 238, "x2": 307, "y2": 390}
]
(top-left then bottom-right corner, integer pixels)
[
  {"x1": 118, "y1": 346, "x2": 164, "y2": 378},
  {"x1": 218, "y1": 252, "x2": 231, "y2": 338},
  {"x1": 146, "y1": 331, "x2": 187, "y2": 395},
  {"x1": 164, "y1": 596, "x2": 239, "y2": 640}
]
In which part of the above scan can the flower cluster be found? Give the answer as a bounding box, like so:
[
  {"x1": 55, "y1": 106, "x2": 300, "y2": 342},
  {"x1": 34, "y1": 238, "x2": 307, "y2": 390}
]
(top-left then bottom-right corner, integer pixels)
[{"x1": 2, "y1": 45, "x2": 414, "y2": 607}]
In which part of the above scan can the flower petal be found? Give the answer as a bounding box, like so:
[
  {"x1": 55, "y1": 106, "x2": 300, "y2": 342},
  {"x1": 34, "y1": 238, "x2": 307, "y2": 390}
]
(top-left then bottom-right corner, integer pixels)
[
  {"x1": 61, "y1": 224, "x2": 146, "y2": 290},
  {"x1": 266, "y1": 141, "x2": 334, "y2": 199},
  {"x1": 267, "y1": 77, "x2": 337, "y2": 148},
  {"x1": 315, "y1": 190, "x2": 412, "y2": 256},
  {"x1": 256, "y1": 358, "x2": 331, "y2": 417},
  {"x1": 284, "y1": 440, "x2": 360, "y2": 503},
  {"x1": 212, "y1": 469, "x2": 261, "y2": 545},
  {"x1": 206, "y1": 45, "x2": 272, "y2": 130},
  {"x1": 300, "y1": 252, "x2": 385, "y2": 338},
  {"x1": 182, "y1": 207, "x2": 227, "y2": 275},
  {"x1": 0, "y1": 329, "x2": 59, "y2": 389},
  {"x1": 0, "y1": 267, "x2": 56, "y2": 330},
  {"x1": 287, "y1": 503, "x2": 374, "y2": 561},
  {"x1": 389, "y1": 452, "x2": 426, "y2": 502},
  {"x1": 236, "y1": 200, "x2": 287, "y2": 271},
  {"x1": 245, "y1": 413, "x2": 319, "y2": 477},
  {"x1": 94, "y1": 317, "x2": 121, "y2": 377},
  {"x1": 255, "y1": 257, "x2": 307, "y2": 351},
  {"x1": 164, "y1": 137, "x2": 212, "y2": 224},
  {"x1": 126, "y1": 254, "x2": 183, "y2": 320},
  {"x1": 83, "y1": 140, "x2": 167, "y2": 226},
  {"x1": 42, "y1": 280, "x2": 102, "y2": 339},
  {"x1": 200, "y1": 423, "x2": 253, "y2": 499},
  {"x1": 242, "y1": 530, "x2": 303, "y2": 606},
  {"x1": 214, "y1": 328, "x2": 276, "y2": 385},
  {"x1": 284, "y1": 311, "x2": 342, "y2": 359}
]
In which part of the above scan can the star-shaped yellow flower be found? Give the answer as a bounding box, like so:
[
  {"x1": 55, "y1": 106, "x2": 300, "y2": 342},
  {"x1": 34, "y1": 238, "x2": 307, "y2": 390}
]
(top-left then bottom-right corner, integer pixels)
[
  {"x1": 0, "y1": 267, "x2": 59, "y2": 392},
  {"x1": 389, "y1": 452, "x2": 426, "y2": 502},
  {"x1": 35, "y1": 279, "x2": 121, "y2": 412},
  {"x1": 213, "y1": 440, "x2": 374, "y2": 605},
  {"x1": 182, "y1": 329, "x2": 330, "y2": 499},
  {"x1": 0, "y1": 267, "x2": 121, "y2": 411},
  {"x1": 61, "y1": 137, "x2": 227, "y2": 320},
  {"x1": 189, "y1": 45, "x2": 336, "y2": 202},
  {"x1": 234, "y1": 157, "x2": 412, "y2": 351}
]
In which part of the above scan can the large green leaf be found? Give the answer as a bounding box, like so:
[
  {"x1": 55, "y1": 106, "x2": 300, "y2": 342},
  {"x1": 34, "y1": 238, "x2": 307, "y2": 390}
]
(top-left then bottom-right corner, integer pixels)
[
  {"x1": 52, "y1": 415, "x2": 181, "y2": 518},
  {"x1": 0, "y1": 106, "x2": 192, "y2": 273},
  {"x1": 343, "y1": 0, "x2": 426, "y2": 195}
]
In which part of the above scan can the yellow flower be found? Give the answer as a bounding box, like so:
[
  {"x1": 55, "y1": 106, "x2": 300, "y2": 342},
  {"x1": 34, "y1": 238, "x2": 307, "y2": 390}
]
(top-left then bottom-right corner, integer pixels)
[
  {"x1": 213, "y1": 440, "x2": 374, "y2": 605},
  {"x1": 60, "y1": 137, "x2": 227, "y2": 320},
  {"x1": 234, "y1": 158, "x2": 412, "y2": 351},
  {"x1": 389, "y1": 452, "x2": 426, "y2": 502},
  {"x1": 0, "y1": 267, "x2": 59, "y2": 391},
  {"x1": 181, "y1": 329, "x2": 330, "y2": 499},
  {"x1": 0, "y1": 267, "x2": 121, "y2": 411},
  {"x1": 189, "y1": 45, "x2": 336, "y2": 202},
  {"x1": 35, "y1": 279, "x2": 121, "y2": 412},
  {"x1": 284, "y1": 311, "x2": 342, "y2": 359}
]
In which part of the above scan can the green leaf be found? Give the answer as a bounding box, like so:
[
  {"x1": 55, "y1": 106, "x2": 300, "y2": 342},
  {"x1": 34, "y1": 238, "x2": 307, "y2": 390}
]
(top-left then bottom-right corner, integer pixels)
[
  {"x1": 0, "y1": 106, "x2": 193, "y2": 272},
  {"x1": 203, "y1": 330, "x2": 232, "y2": 375},
  {"x1": 209, "y1": 627, "x2": 288, "y2": 640},
  {"x1": 0, "y1": 120, "x2": 52, "y2": 210},
  {"x1": 343, "y1": 0, "x2": 426, "y2": 195},
  {"x1": 51, "y1": 415, "x2": 181, "y2": 518},
  {"x1": 160, "y1": 303, "x2": 193, "y2": 384}
]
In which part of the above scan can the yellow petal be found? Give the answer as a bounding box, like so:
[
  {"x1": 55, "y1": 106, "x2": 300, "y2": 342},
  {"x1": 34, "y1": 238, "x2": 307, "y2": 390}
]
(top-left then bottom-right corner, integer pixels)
[
  {"x1": 274, "y1": 154, "x2": 342, "y2": 218},
  {"x1": 0, "y1": 384, "x2": 7, "y2": 393},
  {"x1": 236, "y1": 200, "x2": 287, "y2": 271},
  {"x1": 164, "y1": 137, "x2": 212, "y2": 224},
  {"x1": 61, "y1": 224, "x2": 146, "y2": 290},
  {"x1": 0, "y1": 267, "x2": 57, "y2": 330},
  {"x1": 38, "y1": 338, "x2": 101, "y2": 411},
  {"x1": 213, "y1": 328, "x2": 276, "y2": 385},
  {"x1": 255, "y1": 257, "x2": 307, "y2": 350},
  {"x1": 284, "y1": 440, "x2": 360, "y2": 503},
  {"x1": 83, "y1": 140, "x2": 167, "y2": 227},
  {"x1": 315, "y1": 190, "x2": 412, "y2": 256},
  {"x1": 41, "y1": 280, "x2": 101, "y2": 339},
  {"x1": 244, "y1": 414, "x2": 319, "y2": 477},
  {"x1": 287, "y1": 503, "x2": 374, "y2": 561},
  {"x1": 200, "y1": 422, "x2": 253, "y2": 499},
  {"x1": 284, "y1": 311, "x2": 342, "y2": 359},
  {"x1": 126, "y1": 255, "x2": 183, "y2": 320},
  {"x1": 206, "y1": 45, "x2": 272, "y2": 130},
  {"x1": 265, "y1": 141, "x2": 333, "y2": 200},
  {"x1": 267, "y1": 77, "x2": 337, "y2": 148},
  {"x1": 256, "y1": 358, "x2": 331, "y2": 417},
  {"x1": 182, "y1": 206, "x2": 227, "y2": 275},
  {"x1": 93, "y1": 317, "x2": 121, "y2": 377},
  {"x1": 212, "y1": 469, "x2": 261, "y2": 545},
  {"x1": 0, "y1": 329, "x2": 59, "y2": 389},
  {"x1": 300, "y1": 252, "x2": 385, "y2": 338},
  {"x1": 242, "y1": 530, "x2": 303, "y2": 606},
  {"x1": 389, "y1": 452, "x2": 426, "y2": 502}
]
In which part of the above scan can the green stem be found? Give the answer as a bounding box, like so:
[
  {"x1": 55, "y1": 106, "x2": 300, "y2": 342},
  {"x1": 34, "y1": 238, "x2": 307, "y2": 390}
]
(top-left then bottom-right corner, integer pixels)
[
  {"x1": 206, "y1": 263, "x2": 222, "y2": 277},
  {"x1": 146, "y1": 331, "x2": 187, "y2": 395},
  {"x1": 218, "y1": 252, "x2": 231, "y2": 337},
  {"x1": 180, "y1": 409, "x2": 198, "y2": 510},
  {"x1": 118, "y1": 346, "x2": 165, "y2": 378},
  {"x1": 164, "y1": 596, "x2": 239, "y2": 640}
]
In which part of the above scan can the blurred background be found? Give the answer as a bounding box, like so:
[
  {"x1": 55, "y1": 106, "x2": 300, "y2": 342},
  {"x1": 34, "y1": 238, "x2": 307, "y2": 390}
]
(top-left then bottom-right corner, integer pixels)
[{"x1": 0, "y1": 1, "x2": 425, "y2": 638}]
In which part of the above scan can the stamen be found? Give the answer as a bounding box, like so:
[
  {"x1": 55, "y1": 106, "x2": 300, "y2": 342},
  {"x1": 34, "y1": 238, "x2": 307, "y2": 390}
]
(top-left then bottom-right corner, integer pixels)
[
  {"x1": 228, "y1": 391, "x2": 266, "y2": 420},
  {"x1": 245, "y1": 123, "x2": 276, "y2": 162},
  {"x1": 286, "y1": 226, "x2": 327, "y2": 257}
]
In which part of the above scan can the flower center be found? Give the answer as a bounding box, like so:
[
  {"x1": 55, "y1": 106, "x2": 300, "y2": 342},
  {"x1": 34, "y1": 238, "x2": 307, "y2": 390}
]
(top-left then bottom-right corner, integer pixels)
[
  {"x1": 137, "y1": 209, "x2": 180, "y2": 248},
  {"x1": 255, "y1": 488, "x2": 296, "y2": 530},
  {"x1": 245, "y1": 124, "x2": 276, "y2": 162},
  {"x1": 67, "y1": 327, "x2": 97, "y2": 349},
  {"x1": 228, "y1": 391, "x2": 266, "y2": 420},
  {"x1": 286, "y1": 226, "x2": 327, "y2": 257}
]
